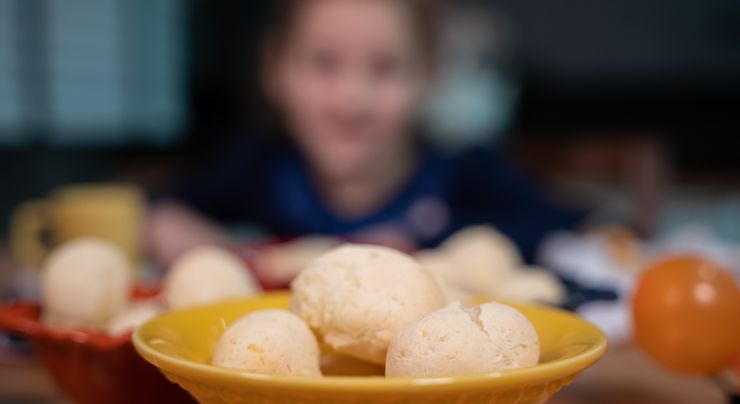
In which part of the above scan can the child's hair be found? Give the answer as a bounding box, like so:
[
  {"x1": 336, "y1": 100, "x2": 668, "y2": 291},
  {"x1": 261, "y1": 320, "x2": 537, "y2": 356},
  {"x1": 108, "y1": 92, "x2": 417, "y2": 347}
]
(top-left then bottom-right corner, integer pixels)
[{"x1": 264, "y1": 0, "x2": 442, "y2": 63}]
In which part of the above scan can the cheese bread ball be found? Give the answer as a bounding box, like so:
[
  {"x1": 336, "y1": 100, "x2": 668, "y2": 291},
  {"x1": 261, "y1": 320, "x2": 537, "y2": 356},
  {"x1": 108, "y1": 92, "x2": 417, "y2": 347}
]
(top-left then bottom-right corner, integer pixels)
[
  {"x1": 494, "y1": 268, "x2": 567, "y2": 306},
  {"x1": 212, "y1": 309, "x2": 321, "y2": 376},
  {"x1": 164, "y1": 246, "x2": 261, "y2": 310},
  {"x1": 386, "y1": 301, "x2": 539, "y2": 377},
  {"x1": 42, "y1": 238, "x2": 132, "y2": 330},
  {"x1": 290, "y1": 244, "x2": 445, "y2": 364},
  {"x1": 439, "y1": 226, "x2": 522, "y2": 295},
  {"x1": 415, "y1": 250, "x2": 474, "y2": 303}
]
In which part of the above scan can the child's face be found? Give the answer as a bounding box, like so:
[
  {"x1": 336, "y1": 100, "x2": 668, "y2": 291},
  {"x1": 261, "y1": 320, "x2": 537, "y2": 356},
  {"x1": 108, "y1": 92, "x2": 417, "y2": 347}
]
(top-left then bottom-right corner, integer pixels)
[{"x1": 270, "y1": 0, "x2": 428, "y2": 179}]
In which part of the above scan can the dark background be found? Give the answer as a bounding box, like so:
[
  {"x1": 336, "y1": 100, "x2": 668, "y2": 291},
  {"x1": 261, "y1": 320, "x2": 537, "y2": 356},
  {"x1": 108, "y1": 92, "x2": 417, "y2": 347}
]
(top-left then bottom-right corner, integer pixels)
[{"x1": 1, "y1": 0, "x2": 740, "y2": 233}]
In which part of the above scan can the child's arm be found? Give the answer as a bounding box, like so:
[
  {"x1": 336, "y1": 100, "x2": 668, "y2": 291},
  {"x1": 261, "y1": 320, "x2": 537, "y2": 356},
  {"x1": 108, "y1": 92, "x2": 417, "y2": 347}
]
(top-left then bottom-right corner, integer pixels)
[
  {"x1": 147, "y1": 134, "x2": 273, "y2": 266},
  {"x1": 146, "y1": 201, "x2": 234, "y2": 266}
]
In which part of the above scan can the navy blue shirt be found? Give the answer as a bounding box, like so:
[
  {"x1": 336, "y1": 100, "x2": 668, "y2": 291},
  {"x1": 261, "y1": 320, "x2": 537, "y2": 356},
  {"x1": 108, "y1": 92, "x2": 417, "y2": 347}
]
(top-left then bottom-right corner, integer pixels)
[{"x1": 175, "y1": 136, "x2": 583, "y2": 262}]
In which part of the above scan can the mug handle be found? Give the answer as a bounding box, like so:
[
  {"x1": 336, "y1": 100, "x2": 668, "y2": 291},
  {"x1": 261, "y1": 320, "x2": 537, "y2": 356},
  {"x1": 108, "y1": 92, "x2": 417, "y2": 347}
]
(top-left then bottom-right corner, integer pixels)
[{"x1": 10, "y1": 200, "x2": 52, "y2": 269}]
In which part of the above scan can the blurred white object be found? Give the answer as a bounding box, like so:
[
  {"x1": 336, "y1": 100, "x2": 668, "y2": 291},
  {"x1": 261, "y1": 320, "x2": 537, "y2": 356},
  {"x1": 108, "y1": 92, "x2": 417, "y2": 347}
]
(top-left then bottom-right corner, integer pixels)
[
  {"x1": 540, "y1": 224, "x2": 740, "y2": 294},
  {"x1": 577, "y1": 300, "x2": 632, "y2": 345},
  {"x1": 164, "y1": 245, "x2": 261, "y2": 310},
  {"x1": 42, "y1": 238, "x2": 132, "y2": 330},
  {"x1": 539, "y1": 232, "x2": 636, "y2": 293}
]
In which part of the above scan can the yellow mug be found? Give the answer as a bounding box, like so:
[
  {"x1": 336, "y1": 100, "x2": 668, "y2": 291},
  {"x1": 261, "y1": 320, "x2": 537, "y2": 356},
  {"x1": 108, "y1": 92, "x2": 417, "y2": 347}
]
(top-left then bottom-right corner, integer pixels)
[{"x1": 10, "y1": 184, "x2": 145, "y2": 269}]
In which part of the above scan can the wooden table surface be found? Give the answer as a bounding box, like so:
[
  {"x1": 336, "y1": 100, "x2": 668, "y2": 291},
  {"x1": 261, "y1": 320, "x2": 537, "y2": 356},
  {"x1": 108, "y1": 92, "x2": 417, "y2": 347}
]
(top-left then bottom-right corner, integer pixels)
[
  {"x1": 0, "y1": 244, "x2": 731, "y2": 403},
  {"x1": 0, "y1": 342, "x2": 726, "y2": 404},
  {"x1": 550, "y1": 343, "x2": 725, "y2": 404}
]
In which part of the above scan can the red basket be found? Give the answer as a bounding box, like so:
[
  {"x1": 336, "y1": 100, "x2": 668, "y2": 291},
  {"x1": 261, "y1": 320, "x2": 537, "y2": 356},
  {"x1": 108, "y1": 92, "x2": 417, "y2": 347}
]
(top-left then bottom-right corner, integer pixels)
[{"x1": 0, "y1": 289, "x2": 194, "y2": 404}]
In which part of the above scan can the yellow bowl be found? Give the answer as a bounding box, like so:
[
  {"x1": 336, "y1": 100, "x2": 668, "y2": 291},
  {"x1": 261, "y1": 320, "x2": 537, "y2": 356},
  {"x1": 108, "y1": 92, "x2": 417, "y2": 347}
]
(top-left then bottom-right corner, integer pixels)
[{"x1": 134, "y1": 293, "x2": 606, "y2": 404}]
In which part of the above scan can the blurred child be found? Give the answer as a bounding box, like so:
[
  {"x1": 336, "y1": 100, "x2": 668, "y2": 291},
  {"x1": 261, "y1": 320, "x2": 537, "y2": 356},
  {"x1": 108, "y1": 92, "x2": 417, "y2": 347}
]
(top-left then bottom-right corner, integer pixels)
[{"x1": 148, "y1": 0, "x2": 581, "y2": 269}]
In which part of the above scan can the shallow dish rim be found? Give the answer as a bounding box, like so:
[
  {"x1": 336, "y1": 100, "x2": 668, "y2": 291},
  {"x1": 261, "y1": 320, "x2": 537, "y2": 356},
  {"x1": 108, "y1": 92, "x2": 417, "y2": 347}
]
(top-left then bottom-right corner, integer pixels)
[{"x1": 133, "y1": 293, "x2": 607, "y2": 392}]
